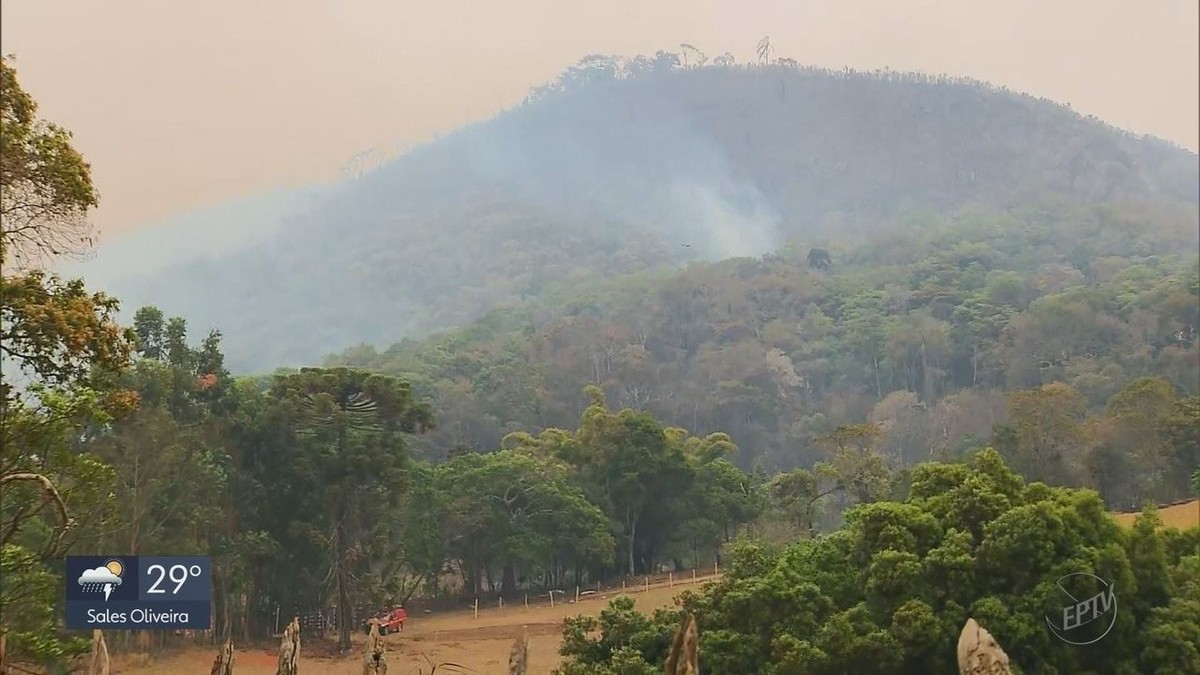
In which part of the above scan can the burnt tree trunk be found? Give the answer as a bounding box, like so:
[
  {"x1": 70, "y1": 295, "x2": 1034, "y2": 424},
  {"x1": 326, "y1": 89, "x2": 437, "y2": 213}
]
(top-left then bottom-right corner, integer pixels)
[
  {"x1": 276, "y1": 617, "x2": 300, "y2": 675},
  {"x1": 88, "y1": 630, "x2": 110, "y2": 675},
  {"x1": 502, "y1": 562, "x2": 518, "y2": 596},
  {"x1": 210, "y1": 639, "x2": 234, "y2": 675},
  {"x1": 336, "y1": 539, "x2": 353, "y2": 653},
  {"x1": 664, "y1": 614, "x2": 698, "y2": 675},
  {"x1": 508, "y1": 626, "x2": 528, "y2": 675},
  {"x1": 957, "y1": 618, "x2": 1011, "y2": 674},
  {"x1": 362, "y1": 622, "x2": 387, "y2": 675}
]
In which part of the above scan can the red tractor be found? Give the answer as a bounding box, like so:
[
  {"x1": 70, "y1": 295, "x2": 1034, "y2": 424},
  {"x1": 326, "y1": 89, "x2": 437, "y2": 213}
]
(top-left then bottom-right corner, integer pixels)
[{"x1": 364, "y1": 606, "x2": 407, "y2": 635}]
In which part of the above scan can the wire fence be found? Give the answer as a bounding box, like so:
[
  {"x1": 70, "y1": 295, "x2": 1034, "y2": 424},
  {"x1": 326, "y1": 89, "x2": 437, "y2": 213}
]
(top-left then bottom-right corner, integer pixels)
[{"x1": 462, "y1": 562, "x2": 724, "y2": 620}]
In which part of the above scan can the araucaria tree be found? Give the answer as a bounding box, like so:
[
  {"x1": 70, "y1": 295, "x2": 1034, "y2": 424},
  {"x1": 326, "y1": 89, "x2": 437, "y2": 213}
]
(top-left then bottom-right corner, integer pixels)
[{"x1": 265, "y1": 368, "x2": 433, "y2": 652}]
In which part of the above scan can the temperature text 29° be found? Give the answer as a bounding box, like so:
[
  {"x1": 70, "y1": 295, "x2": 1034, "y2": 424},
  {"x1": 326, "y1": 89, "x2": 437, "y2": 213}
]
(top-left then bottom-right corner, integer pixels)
[{"x1": 146, "y1": 564, "x2": 203, "y2": 594}]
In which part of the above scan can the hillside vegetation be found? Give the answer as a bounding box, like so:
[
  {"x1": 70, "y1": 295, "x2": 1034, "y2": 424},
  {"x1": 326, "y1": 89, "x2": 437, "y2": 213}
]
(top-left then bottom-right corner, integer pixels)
[
  {"x1": 328, "y1": 194, "x2": 1199, "y2": 507},
  {"x1": 82, "y1": 54, "x2": 1199, "y2": 372}
]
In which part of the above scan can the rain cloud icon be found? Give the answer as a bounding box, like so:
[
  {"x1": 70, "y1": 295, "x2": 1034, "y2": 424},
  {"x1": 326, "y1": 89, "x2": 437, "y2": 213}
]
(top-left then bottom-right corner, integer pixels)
[{"x1": 78, "y1": 559, "x2": 124, "y2": 601}]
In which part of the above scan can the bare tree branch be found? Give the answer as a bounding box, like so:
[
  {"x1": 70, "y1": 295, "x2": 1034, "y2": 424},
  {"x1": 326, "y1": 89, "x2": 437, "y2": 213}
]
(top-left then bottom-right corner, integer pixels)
[{"x1": 0, "y1": 471, "x2": 75, "y2": 553}]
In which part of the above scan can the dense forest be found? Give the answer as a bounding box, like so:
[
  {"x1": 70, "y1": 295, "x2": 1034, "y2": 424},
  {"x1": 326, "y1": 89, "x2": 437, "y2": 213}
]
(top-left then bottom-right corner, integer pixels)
[
  {"x1": 2, "y1": 48, "x2": 1199, "y2": 675},
  {"x1": 76, "y1": 49, "x2": 1198, "y2": 372},
  {"x1": 329, "y1": 196, "x2": 1199, "y2": 509}
]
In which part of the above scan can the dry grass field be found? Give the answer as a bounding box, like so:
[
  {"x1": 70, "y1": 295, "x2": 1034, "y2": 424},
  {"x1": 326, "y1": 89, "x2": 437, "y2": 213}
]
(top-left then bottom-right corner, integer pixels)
[
  {"x1": 1110, "y1": 499, "x2": 1200, "y2": 530},
  {"x1": 110, "y1": 573, "x2": 720, "y2": 674}
]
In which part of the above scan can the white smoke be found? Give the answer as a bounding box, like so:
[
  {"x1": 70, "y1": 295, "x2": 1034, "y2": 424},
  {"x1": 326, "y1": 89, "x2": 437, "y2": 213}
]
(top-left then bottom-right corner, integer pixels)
[{"x1": 660, "y1": 181, "x2": 781, "y2": 259}]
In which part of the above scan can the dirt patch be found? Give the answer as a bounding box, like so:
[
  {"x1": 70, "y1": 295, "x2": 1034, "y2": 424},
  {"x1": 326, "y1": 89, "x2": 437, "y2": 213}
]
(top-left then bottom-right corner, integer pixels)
[
  {"x1": 409, "y1": 621, "x2": 561, "y2": 643},
  {"x1": 110, "y1": 573, "x2": 720, "y2": 674}
]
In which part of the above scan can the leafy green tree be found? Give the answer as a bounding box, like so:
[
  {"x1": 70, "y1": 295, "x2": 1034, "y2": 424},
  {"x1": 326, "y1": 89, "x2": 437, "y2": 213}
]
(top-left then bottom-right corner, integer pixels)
[
  {"x1": 0, "y1": 56, "x2": 98, "y2": 267},
  {"x1": 1102, "y1": 377, "x2": 1179, "y2": 502},
  {"x1": 0, "y1": 56, "x2": 135, "y2": 667},
  {"x1": 557, "y1": 595, "x2": 683, "y2": 675},
  {"x1": 675, "y1": 447, "x2": 762, "y2": 565},
  {"x1": 1162, "y1": 396, "x2": 1200, "y2": 500},
  {"x1": 131, "y1": 306, "x2": 165, "y2": 359},
  {"x1": 1138, "y1": 554, "x2": 1200, "y2": 673},
  {"x1": 559, "y1": 448, "x2": 1197, "y2": 674},
  {"x1": 995, "y1": 383, "x2": 1090, "y2": 487},
  {"x1": 389, "y1": 461, "x2": 448, "y2": 601},
  {"x1": 85, "y1": 399, "x2": 227, "y2": 556},
  {"x1": 573, "y1": 387, "x2": 695, "y2": 575},
  {"x1": 436, "y1": 449, "x2": 612, "y2": 595}
]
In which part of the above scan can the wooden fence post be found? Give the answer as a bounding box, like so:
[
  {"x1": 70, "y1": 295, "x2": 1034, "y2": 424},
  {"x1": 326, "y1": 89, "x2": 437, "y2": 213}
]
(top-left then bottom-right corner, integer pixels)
[{"x1": 473, "y1": 598, "x2": 479, "y2": 620}]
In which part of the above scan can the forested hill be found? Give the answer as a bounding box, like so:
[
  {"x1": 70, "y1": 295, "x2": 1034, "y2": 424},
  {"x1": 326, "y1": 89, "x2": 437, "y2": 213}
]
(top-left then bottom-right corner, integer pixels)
[
  {"x1": 327, "y1": 194, "x2": 1200, "y2": 506},
  {"x1": 80, "y1": 56, "x2": 1199, "y2": 373}
]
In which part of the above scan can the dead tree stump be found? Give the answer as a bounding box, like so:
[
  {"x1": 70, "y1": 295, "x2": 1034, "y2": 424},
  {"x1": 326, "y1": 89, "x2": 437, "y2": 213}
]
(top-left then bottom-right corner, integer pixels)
[
  {"x1": 362, "y1": 621, "x2": 387, "y2": 675},
  {"x1": 276, "y1": 616, "x2": 300, "y2": 675},
  {"x1": 508, "y1": 626, "x2": 528, "y2": 675},
  {"x1": 957, "y1": 618, "x2": 1011, "y2": 674},
  {"x1": 88, "y1": 629, "x2": 110, "y2": 675},
  {"x1": 664, "y1": 614, "x2": 698, "y2": 675},
  {"x1": 211, "y1": 638, "x2": 234, "y2": 675}
]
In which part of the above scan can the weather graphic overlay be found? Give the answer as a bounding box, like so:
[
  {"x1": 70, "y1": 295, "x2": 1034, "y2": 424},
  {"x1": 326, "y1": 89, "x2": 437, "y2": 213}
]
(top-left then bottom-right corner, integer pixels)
[
  {"x1": 66, "y1": 556, "x2": 212, "y2": 630},
  {"x1": 78, "y1": 559, "x2": 125, "y2": 601}
]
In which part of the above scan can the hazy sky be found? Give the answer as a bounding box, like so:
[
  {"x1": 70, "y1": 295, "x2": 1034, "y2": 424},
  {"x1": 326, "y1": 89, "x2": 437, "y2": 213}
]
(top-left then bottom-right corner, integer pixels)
[{"x1": 3, "y1": 1, "x2": 1197, "y2": 241}]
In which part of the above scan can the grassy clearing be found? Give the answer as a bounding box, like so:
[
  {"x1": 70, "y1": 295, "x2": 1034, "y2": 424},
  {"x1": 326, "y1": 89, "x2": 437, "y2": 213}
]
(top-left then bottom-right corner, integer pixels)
[{"x1": 1111, "y1": 499, "x2": 1200, "y2": 530}]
